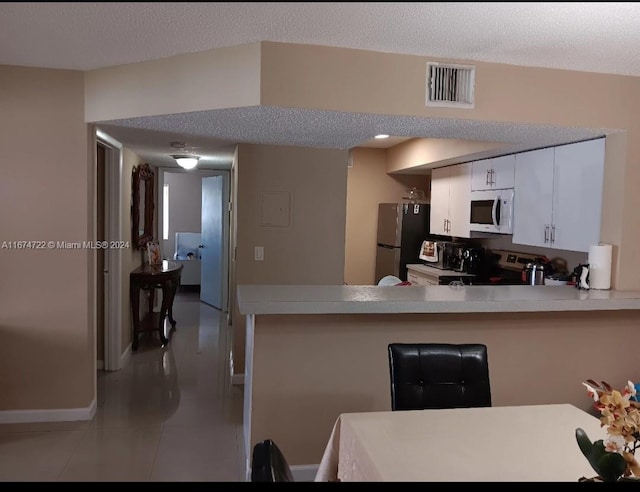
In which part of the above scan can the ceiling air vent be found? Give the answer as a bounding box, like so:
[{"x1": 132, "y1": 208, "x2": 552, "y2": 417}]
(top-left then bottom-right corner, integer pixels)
[{"x1": 426, "y1": 62, "x2": 475, "y2": 108}]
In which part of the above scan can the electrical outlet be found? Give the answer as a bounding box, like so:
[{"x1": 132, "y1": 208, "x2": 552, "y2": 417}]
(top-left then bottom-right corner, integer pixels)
[{"x1": 254, "y1": 246, "x2": 264, "y2": 261}]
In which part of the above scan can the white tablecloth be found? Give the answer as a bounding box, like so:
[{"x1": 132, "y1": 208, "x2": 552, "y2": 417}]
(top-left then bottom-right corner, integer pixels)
[{"x1": 315, "y1": 403, "x2": 604, "y2": 482}]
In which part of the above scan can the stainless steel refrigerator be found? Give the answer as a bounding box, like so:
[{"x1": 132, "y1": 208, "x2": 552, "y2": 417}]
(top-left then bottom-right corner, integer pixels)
[{"x1": 375, "y1": 203, "x2": 431, "y2": 283}]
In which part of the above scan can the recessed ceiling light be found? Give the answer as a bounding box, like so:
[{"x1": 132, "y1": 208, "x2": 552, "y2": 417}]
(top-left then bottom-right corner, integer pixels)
[{"x1": 374, "y1": 134, "x2": 390, "y2": 139}]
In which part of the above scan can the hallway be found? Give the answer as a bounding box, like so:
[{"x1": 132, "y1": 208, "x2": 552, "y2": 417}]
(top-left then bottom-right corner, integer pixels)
[{"x1": 0, "y1": 291, "x2": 245, "y2": 481}]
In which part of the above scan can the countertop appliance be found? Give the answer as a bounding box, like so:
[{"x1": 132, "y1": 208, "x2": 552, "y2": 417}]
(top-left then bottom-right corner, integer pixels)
[
  {"x1": 523, "y1": 261, "x2": 548, "y2": 285},
  {"x1": 454, "y1": 246, "x2": 485, "y2": 275},
  {"x1": 419, "y1": 240, "x2": 456, "y2": 270},
  {"x1": 469, "y1": 189, "x2": 514, "y2": 234},
  {"x1": 375, "y1": 203, "x2": 432, "y2": 283}
]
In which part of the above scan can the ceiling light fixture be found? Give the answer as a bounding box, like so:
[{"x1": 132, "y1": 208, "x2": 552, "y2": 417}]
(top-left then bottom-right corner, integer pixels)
[
  {"x1": 374, "y1": 134, "x2": 390, "y2": 139},
  {"x1": 172, "y1": 154, "x2": 200, "y2": 170}
]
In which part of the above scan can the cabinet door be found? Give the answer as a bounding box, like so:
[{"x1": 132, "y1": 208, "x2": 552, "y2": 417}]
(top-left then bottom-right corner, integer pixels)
[
  {"x1": 512, "y1": 148, "x2": 554, "y2": 248},
  {"x1": 552, "y1": 138, "x2": 605, "y2": 252},
  {"x1": 471, "y1": 159, "x2": 493, "y2": 191},
  {"x1": 491, "y1": 154, "x2": 516, "y2": 189},
  {"x1": 448, "y1": 163, "x2": 471, "y2": 237},
  {"x1": 430, "y1": 167, "x2": 449, "y2": 235},
  {"x1": 407, "y1": 271, "x2": 423, "y2": 285}
]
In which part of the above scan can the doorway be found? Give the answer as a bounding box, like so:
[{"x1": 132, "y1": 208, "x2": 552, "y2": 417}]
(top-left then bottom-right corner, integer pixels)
[
  {"x1": 96, "y1": 130, "x2": 123, "y2": 371},
  {"x1": 158, "y1": 168, "x2": 230, "y2": 312}
]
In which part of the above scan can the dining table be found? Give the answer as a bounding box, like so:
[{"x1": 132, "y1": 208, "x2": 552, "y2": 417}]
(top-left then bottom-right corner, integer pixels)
[{"x1": 314, "y1": 403, "x2": 605, "y2": 482}]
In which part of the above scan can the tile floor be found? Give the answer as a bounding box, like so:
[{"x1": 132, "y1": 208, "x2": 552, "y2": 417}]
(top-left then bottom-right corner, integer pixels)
[{"x1": 0, "y1": 290, "x2": 246, "y2": 481}]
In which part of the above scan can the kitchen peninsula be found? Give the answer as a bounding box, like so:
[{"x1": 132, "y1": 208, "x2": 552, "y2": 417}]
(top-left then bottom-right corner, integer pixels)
[{"x1": 238, "y1": 284, "x2": 640, "y2": 474}]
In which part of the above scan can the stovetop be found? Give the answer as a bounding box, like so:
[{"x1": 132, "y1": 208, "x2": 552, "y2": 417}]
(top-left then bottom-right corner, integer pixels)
[{"x1": 469, "y1": 249, "x2": 538, "y2": 286}]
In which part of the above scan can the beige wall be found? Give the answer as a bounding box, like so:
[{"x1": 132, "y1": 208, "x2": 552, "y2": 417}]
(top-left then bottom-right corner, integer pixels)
[
  {"x1": 386, "y1": 137, "x2": 508, "y2": 173},
  {"x1": 84, "y1": 43, "x2": 262, "y2": 122},
  {"x1": 345, "y1": 148, "x2": 428, "y2": 285},
  {"x1": 259, "y1": 41, "x2": 640, "y2": 290},
  {"x1": 0, "y1": 65, "x2": 93, "y2": 410},
  {"x1": 120, "y1": 148, "x2": 146, "y2": 354},
  {"x1": 233, "y1": 144, "x2": 348, "y2": 369},
  {"x1": 250, "y1": 310, "x2": 640, "y2": 465},
  {"x1": 162, "y1": 172, "x2": 202, "y2": 259}
]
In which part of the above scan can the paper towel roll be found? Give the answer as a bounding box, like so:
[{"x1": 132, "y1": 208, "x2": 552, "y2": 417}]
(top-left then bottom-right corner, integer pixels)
[{"x1": 588, "y1": 243, "x2": 612, "y2": 290}]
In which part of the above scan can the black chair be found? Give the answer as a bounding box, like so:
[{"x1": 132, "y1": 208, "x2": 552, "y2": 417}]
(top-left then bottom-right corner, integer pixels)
[
  {"x1": 388, "y1": 343, "x2": 492, "y2": 411},
  {"x1": 251, "y1": 439, "x2": 294, "y2": 482}
]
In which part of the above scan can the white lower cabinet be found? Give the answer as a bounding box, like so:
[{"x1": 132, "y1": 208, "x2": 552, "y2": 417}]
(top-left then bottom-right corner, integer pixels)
[
  {"x1": 513, "y1": 138, "x2": 605, "y2": 252},
  {"x1": 407, "y1": 268, "x2": 439, "y2": 285}
]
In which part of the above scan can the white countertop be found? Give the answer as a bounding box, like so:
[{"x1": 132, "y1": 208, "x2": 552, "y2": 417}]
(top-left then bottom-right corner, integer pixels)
[
  {"x1": 406, "y1": 263, "x2": 476, "y2": 277},
  {"x1": 237, "y1": 284, "x2": 640, "y2": 315}
]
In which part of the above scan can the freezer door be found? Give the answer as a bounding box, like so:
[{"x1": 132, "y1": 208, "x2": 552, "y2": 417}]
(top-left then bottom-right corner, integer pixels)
[
  {"x1": 377, "y1": 203, "x2": 402, "y2": 247},
  {"x1": 375, "y1": 245, "x2": 401, "y2": 284}
]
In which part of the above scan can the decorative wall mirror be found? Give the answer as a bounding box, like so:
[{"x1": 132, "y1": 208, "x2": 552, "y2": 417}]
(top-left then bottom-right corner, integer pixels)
[{"x1": 131, "y1": 163, "x2": 155, "y2": 249}]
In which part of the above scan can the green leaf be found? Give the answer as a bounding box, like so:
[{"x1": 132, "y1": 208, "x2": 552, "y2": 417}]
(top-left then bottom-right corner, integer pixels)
[
  {"x1": 575, "y1": 429, "x2": 627, "y2": 482},
  {"x1": 576, "y1": 428, "x2": 594, "y2": 459},
  {"x1": 596, "y1": 450, "x2": 627, "y2": 482}
]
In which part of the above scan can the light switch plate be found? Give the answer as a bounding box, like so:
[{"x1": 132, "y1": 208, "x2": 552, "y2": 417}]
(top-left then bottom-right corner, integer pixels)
[{"x1": 254, "y1": 246, "x2": 264, "y2": 261}]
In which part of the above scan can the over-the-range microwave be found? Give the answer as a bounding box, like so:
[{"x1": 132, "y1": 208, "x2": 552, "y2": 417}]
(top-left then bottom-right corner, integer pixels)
[{"x1": 469, "y1": 189, "x2": 514, "y2": 234}]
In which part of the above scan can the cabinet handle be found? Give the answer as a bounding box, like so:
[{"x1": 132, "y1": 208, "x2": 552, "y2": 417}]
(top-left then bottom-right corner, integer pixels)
[
  {"x1": 550, "y1": 225, "x2": 555, "y2": 244},
  {"x1": 490, "y1": 169, "x2": 495, "y2": 185},
  {"x1": 443, "y1": 218, "x2": 447, "y2": 232},
  {"x1": 486, "y1": 170, "x2": 490, "y2": 186},
  {"x1": 447, "y1": 219, "x2": 451, "y2": 233},
  {"x1": 544, "y1": 225, "x2": 549, "y2": 243}
]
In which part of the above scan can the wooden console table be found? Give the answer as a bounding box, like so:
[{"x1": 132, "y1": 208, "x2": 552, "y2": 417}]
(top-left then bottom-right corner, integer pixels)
[{"x1": 130, "y1": 260, "x2": 183, "y2": 350}]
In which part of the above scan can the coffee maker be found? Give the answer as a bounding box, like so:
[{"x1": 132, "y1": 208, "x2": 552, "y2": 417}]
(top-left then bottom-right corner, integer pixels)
[{"x1": 454, "y1": 246, "x2": 485, "y2": 274}]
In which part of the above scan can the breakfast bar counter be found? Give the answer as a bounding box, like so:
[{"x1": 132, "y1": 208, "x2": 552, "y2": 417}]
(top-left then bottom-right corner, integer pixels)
[
  {"x1": 237, "y1": 284, "x2": 640, "y2": 478},
  {"x1": 237, "y1": 284, "x2": 640, "y2": 315}
]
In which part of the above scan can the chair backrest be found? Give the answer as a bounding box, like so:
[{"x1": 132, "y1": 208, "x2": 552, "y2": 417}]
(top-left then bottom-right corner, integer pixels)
[
  {"x1": 251, "y1": 439, "x2": 294, "y2": 482},
  {"x1": 388, "y1": 343, "x2": 492, "y2": 411}
]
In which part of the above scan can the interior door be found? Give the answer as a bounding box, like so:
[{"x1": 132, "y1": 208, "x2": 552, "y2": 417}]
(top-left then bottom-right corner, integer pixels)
[{"x1": 200, "y1": 176, "x2": 224, "y2": 308}]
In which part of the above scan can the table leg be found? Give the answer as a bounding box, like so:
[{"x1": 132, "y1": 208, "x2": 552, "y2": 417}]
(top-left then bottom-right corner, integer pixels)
[
  {"x1": 158, "y1": 283, "x2": 171, "y2": 346},
  {"x1": 166, "y1": 278, "x2": 180, "y2": 328},
  {"x1": 130, "y1": 281, "x2": 140, "y2": 351}
]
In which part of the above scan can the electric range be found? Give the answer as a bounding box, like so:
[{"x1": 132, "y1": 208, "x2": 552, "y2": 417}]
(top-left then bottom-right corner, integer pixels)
[{"x1": 469, "y1": 249, "x2": 543, "y2": 286}]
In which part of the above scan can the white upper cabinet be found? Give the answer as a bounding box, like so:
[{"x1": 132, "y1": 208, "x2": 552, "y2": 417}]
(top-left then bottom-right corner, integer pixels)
[
  {"x1": 513, "y1": 148, "x2": 555, "y2": 248},
  {"x1": 448, "y1": 163, "x2": 472, "y2": 237},
  {"x1": 471, "y1": 155, "x2": 515, "y2": 191},
  {"x1": 430, "y1": 166, "x2": 450, "y2": 236},
  {"x1": 552, "y1": 139, "x2": 605, "y2": 252},
  {"x1": 430, "y1": 163, "x2": 471, "y2": 237},
  {"x1": 471, "y1": 159, "x2": 493, "y2": 191},
  {"x1": 512, "y1": 138, "x2": 605, "y2": 252}
]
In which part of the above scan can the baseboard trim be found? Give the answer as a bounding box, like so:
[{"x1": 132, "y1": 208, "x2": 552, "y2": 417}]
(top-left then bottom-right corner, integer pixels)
[
  {"x1": 0, "y1": 398, "x2": 97, "y2": 424},
  {"x1": 96, "y1": 359, "x2": 104, "y2": 370},
  {"x1": 120, "y1": 343, "x2": 132, "y2": 369},
  {"x1": 291, "y1": 464, "x2": 319, "y2": 482}
]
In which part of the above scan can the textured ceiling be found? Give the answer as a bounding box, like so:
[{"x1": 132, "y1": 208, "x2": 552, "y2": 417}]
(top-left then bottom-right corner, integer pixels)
[
  {"x1": 2, "y1": 2, "x2": 631, "y2": 168},
  {"x1": 2, "y1": 2, "x2": 640, "y2": 75},
  {"x1": 99, "y1": 107, "x2": 610, "y2": 170}
]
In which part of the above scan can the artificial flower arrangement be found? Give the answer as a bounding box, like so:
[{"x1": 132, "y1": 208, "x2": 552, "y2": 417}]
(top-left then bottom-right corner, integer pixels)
[{"x1": 576, "y1": 379, "x2": 640, "y2": 482}]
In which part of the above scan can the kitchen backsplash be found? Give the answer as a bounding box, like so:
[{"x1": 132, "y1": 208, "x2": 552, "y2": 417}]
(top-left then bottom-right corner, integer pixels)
[{"x1": 467, "y1": 234, "x2": 587, "y2": 273}]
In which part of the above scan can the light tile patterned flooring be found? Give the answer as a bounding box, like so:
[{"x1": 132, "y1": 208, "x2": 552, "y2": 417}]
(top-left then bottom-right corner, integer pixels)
[{"x1": 0, "y1": 291, "x2": 246, "y2": 481}]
